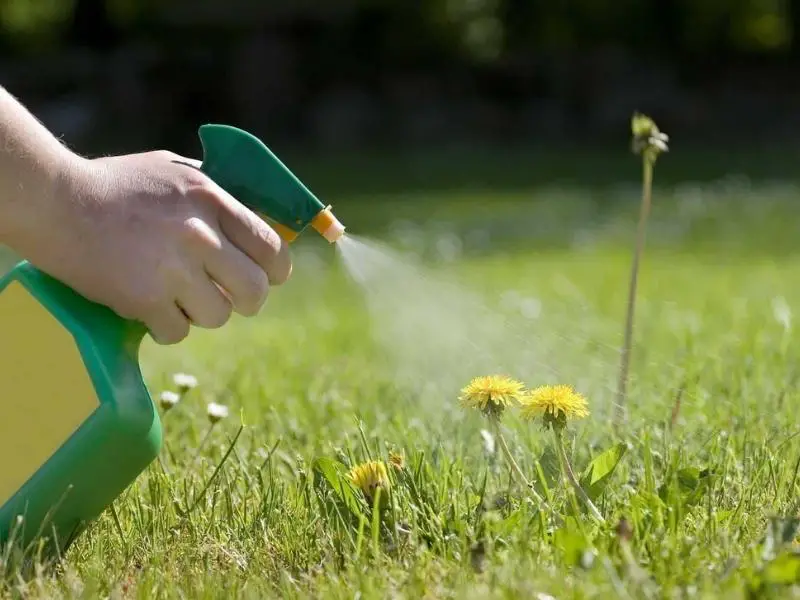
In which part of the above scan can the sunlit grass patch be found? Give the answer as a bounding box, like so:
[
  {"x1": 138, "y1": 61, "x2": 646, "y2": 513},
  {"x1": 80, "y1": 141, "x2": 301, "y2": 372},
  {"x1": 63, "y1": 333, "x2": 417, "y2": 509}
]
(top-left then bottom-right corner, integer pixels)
[{"x1": 3, "y1": 175, "x2": 800, "y2": 598}]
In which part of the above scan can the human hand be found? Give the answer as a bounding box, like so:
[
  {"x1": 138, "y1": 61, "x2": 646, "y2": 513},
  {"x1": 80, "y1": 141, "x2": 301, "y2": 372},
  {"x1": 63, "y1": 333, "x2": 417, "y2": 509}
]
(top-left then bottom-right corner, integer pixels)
[{"x1": 25, "y1": 149, "x2": 292, "y2": 344}]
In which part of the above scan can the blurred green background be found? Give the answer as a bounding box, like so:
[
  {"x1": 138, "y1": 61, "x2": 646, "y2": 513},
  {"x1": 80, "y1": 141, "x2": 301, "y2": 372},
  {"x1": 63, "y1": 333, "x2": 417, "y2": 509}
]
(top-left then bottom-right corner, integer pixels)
[
  {"x1": 1, "y1": 1, "x2": 799, "y2": 165},
  {"x1": 0, "y1": 0, "x2": 799, "y2": 266}
]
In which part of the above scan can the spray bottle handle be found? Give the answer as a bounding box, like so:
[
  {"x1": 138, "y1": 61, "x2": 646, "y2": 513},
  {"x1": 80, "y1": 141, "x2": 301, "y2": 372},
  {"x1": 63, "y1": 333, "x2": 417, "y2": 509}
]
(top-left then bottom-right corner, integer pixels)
[{"x1": 196, "y1": 124, "x2": 329, "y2": 242}]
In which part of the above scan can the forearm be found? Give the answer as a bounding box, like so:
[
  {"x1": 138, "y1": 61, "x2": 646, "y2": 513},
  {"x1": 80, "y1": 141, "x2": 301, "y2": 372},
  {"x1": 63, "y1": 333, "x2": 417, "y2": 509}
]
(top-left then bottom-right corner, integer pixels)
[{"x1": 0, "y1": 86, "x2": 81, "y2": 254}]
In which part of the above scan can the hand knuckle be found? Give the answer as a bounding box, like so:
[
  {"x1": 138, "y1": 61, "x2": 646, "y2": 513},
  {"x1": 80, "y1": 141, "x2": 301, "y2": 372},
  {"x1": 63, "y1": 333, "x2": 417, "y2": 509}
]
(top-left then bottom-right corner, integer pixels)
[
  {"x1": 154, "y1": 149, "x2": 179, "y2": 162},
  {"x1": 182, "y1": 171, "x2": 213, "y2": 193},
  {"x1": 183, "y1": 217, "x2": 221, "y2": 250}
]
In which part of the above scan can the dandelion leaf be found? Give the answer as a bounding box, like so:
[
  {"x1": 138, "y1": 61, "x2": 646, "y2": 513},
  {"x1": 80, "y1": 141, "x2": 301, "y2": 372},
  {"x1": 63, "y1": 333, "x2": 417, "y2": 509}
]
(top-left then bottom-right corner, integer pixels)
[
  {"x1": 311, "y1": 457, "x2": 364, "y2": 522},
  {"x1": 579, "y1": 442, "x2": 628, "y2": 502}
]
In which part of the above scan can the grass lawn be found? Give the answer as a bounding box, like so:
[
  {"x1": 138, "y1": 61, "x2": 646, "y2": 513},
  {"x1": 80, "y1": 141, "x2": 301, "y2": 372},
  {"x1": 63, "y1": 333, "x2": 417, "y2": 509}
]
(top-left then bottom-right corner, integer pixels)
[{"x1": 3, "y1": 148, "x2": 800, "y2": 598}]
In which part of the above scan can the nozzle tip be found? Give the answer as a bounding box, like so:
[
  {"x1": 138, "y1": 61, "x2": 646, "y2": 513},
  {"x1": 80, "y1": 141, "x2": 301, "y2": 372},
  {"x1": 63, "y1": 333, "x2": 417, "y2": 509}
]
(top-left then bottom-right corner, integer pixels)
[
  {"x1": 311, "y1": 206, "x2": 346, "y2": 243},
  {"x1": 322, "y1": 217, "x2": 346, "y2": 243}
]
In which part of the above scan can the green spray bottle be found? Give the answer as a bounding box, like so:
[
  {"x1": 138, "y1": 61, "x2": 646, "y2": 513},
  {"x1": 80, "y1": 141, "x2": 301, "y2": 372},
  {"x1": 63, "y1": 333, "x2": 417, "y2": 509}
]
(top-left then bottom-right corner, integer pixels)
[{"x1": 0, "y1": 124, "x2": 345, "y2": 554}]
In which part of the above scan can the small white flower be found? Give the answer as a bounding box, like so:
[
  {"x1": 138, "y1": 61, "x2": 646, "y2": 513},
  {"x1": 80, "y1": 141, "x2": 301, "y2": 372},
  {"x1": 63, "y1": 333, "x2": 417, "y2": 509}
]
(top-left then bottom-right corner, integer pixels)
[
  {"x1": 207, "y1": 402, "x2": 229, "y2": 423},
  {"x1": 173, "y1": 372, "x2": 198, "y2": 392},
  {"x1": 159, "y1": 390, "x2": 180, "y2": 411}
]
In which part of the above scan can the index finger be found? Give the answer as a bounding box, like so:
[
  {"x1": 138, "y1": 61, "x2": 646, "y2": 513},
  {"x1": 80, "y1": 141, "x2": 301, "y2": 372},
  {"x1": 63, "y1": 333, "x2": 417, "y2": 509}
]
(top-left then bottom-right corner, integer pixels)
[{"x1": 212, "y1": 185, "x2": 293, "y2": 286}]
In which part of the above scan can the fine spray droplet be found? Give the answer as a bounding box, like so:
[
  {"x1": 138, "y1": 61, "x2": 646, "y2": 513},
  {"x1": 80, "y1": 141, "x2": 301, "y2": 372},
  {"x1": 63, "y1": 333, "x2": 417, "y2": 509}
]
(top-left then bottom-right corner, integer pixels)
[{"x1": 335, "y1": 230, "x2": 616, "y2": 414}]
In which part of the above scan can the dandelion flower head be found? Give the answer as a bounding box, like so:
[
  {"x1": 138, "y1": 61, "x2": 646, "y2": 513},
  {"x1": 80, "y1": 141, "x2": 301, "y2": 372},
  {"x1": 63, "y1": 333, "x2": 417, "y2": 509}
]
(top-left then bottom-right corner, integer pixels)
[
  {"x1": 347, "y1": 460, "x2": 390, "y2": 501},
  {"x1": 520, "y1": 384, "x2": 590, "y2": 426},
  {"x1": 459, "y1": 375, "x2": 525, "y2": 419}
]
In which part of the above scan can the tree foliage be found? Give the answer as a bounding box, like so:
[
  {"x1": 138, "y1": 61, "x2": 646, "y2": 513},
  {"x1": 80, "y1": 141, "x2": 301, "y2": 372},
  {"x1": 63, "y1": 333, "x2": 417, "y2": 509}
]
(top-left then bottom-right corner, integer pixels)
[{"x1": 0, "y1": 0, "x2": 795, "y2": 58}]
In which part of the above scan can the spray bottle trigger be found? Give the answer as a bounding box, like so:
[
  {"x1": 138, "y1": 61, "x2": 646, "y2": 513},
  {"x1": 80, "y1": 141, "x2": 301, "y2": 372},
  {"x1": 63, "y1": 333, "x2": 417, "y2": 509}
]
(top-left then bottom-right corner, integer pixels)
[{"x1": 196, "y1": 124, "x2": 330, "y2": 238}]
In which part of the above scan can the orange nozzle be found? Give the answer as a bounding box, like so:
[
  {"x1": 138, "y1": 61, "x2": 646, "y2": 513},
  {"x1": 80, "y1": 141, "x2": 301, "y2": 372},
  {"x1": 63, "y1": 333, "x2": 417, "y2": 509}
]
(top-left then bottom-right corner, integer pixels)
[
  {"x1": 310, "y1": 205, "x2": 346, "y2": 243},
  {"x1": 261, "y1": 206, "x2": 345, "y2": 244}
]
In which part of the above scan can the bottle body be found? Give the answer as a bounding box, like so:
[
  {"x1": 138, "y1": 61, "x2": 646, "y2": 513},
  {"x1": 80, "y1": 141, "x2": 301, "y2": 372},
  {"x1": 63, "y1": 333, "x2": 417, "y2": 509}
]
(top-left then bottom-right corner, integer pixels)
[{"x1": 0, "y1": 261, "x2": 161, "y2": 553}]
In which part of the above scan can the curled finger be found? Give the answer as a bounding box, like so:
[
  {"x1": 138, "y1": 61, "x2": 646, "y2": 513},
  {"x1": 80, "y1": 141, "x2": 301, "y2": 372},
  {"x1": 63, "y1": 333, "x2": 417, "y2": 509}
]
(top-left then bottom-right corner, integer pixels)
[
  {"x1": 176, "y1": 270, "x2": 234, "y2": 329},
  {"x1": 213, "y1": 189, "x2": 293, "y2": 286},
  {"x1": 204, "y1": 234, "x2": 270, "y2": 317}
]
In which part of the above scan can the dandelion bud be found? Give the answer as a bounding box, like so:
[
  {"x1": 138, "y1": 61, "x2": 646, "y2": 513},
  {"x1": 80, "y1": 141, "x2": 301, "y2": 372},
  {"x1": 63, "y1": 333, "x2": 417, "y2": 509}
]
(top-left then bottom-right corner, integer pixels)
[
  {"x1": 388, "y1": 450, "x2": 405, "y2": 471},
  {"x1": 631, "y1": 112, "x2": 669, "y2": 163}
]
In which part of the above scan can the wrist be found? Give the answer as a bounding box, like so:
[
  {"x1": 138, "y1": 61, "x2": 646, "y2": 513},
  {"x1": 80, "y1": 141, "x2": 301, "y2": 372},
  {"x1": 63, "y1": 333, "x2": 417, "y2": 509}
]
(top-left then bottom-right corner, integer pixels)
[{"x1": 0, "y1": 144, "x2": 88, "y2": 260}]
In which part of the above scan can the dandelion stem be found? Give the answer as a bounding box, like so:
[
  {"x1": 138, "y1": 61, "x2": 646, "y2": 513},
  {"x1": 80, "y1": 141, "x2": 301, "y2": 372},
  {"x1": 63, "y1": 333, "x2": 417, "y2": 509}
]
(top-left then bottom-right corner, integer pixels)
[
  {"x1": 492, "y1": 420, "x2": 545, "y2": 505},
  {"x1": 552, "y1": 427, "x2": 605, "y2": 524},
  {"x1": 615, "y1": 157, "x2": 653, "y2": 427}
]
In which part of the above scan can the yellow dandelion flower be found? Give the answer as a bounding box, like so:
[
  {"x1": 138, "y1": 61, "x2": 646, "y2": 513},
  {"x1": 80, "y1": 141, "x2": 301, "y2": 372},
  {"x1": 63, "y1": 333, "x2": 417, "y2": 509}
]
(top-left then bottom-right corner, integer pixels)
[
  {"x1": 346, "y1": 460, "x2": 390, "y2": 501},
  {"x1": 459, "y1": 375, "x2": 525, "y2": 419},
  {"x1": 520, "y1": 384, "x2": 590, "y2": 425}
]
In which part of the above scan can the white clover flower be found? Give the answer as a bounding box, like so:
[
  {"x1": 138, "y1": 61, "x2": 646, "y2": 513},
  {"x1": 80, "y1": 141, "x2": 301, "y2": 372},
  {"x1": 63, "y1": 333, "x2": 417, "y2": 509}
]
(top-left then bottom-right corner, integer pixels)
[
  {"x1": 206, "y1": 402, "x2": 229, "y2": 424},
  {"x1": 159, "y1": 390, "x2": 180, "y2": 411},
  {"x1": 173, "y1": 372, "x2": 198, "y2": 392}
]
